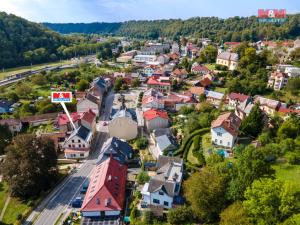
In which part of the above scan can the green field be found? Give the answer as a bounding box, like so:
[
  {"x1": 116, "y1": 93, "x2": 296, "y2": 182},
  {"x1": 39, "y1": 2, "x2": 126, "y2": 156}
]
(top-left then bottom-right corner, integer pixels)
[
  {"x1": 1, "y1": 197, "x2": 31, "y2": 224},
  {"x1": 0, "y1": 182, "x2": 9, "y2": 214},
  {"x1": 273, "y1": 163, "x2": 300, "y2": 191},
  {"x1": 0, "y1": 60, "x2": 70, "y2": 81},
  {"x1": 187, "y1": 142, "x2": 199, "y2": 165}
]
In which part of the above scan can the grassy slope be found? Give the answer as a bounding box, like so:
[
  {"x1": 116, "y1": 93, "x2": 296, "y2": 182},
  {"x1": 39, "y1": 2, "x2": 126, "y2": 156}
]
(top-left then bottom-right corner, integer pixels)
[
  {"x1": 1, "y1": 197, "x2": 30, "y2": 224},
  {"x1": 187, "y1": 142, "x2": 199, "y2": 165},
  {"x1": 0, "y1": 182, "x2": 9, "y2": 213},
  {"x1": 273, "y1": 164, "x2": 300, "y2": 191}
]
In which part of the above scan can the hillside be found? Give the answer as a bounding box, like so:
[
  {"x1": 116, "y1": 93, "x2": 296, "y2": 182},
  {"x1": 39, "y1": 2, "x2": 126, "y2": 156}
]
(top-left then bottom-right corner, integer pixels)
[
  {"x1": 0, "y1": 12, "x2": 69, "y2": 68},
  {"x1": 44, "y1": 14, "x2": 300, "y2": 41}
]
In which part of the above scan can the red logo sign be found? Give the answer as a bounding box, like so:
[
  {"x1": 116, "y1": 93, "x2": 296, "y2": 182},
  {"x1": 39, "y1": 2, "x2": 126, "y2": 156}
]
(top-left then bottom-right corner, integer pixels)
[{"x1": 51, "y1": 92, "x2": 72, "y2": 103}]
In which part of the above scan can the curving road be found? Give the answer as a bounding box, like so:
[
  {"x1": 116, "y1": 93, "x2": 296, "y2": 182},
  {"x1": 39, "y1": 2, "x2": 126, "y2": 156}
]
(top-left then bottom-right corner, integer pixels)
[{"x1": 23, "y1": 91, "x2": 114, "y2": 225}]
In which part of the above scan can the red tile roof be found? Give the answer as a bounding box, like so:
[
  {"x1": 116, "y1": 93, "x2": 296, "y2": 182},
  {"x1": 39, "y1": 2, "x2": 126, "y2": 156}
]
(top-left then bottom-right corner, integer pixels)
[
  {"x1": 143, "y1": 109, "x2": 169, "y2": 121},
  {"x1": 200, "y1": 77, "x2": 212, "y2": 87},
  {"x1": 172, "y1": 68, "x2": 188, "y2": 77},
  {"x1": 57, "y1": 112, "x2": 81, "y2": 126},
  {"x1": 147, "y1": 76, "x2": 171, "y2": 86},
  {"x1": 81, "y1": 109, "x2": 96, "y2": 124},
  {"x1": 189, "y1": 87, "x2": 205, "y2": 96},
  {"x1": 192, "y1": 65, "x2": 209, "y2": 72},
  {"x1": 81, "y1": 157, "x2": 127, "y2": 212},
  {"x1": 228, "y1": 92, "x2": 249, "y2": 102},
  {"x1": 278, "y1": 107, "x2": 300, "y2": 115},
  {"x1": 211, "y1": 112, "x2": 241, "y2": 136}
]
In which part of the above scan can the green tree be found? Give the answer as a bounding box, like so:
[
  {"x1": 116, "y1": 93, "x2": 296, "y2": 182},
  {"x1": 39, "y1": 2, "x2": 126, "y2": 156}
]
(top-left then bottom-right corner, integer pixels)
[
  {"x1": 167, "y1": 205, "x2": 193, "y2": 225},
  {"x1": 1, "y1": 134, "x2": 57, "y2": 198},
  {"x1": 228, "y1": 145, "x2": 275, "y2": 201},
  {"x1": 199, "y1": 45, "x2": 218, "y2": 63},
  {"x1": 135, "y1": 137, "x2": 148, "y2": 149},
  {"x1": 286, "y1": 78, "x2": 300, "y2": 93},
  {"x1": 114, "y1": 77, "x2": 123, "y2": 92},
  {"x1": 132, "y1": 78, "x2": 140, "y2": 88},
  {"x1": 184, "y1": 167, "x2": 227, "y2": 222},
  {"x1": 76, "y1": 79, "x2": 90, "y2": 91},
  {"x1": 15, "y1": 83, "x2": 32, "y2": 97},
  {"x1": 277, "y1": 116, "x2": 300, "y2": 139},
  {"x1": 7, "y1": 92, "x2": 19, "y2": 102},
  {"x1": 136, "y1": 170, "x2": 150, "y2": 185},
  {"x1": 220, "y1": 201, "x2": 252, "y2": 225},
  {"x1": 31, "y1": 74, "x2": 48, "y2": 86},
  {"x1": 0, "y1": 124, "x2": 12, "y2": 155},
  {"x1": 244, "y1": 179, "x2": 296, "y2": 225},
  {"x1": 240, "y1": 104, "x2": 264, "y2": 137}
]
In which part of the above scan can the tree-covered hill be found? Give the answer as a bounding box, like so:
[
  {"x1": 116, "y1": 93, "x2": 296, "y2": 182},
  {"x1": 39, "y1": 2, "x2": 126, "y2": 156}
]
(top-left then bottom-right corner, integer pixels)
[
  {"x1": 44, "y1": 14, "x2": 300, "y2": 41},
  {"x1": 0, "y1": 12, "x2": 69, "y2": 68}
]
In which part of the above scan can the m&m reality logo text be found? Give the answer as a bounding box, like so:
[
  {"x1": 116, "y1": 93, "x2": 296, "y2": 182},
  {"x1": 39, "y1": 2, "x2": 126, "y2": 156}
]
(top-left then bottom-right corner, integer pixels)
[
  {"x1": 258, "y1": 9, "x2": 286, "y2": 23},
  {"x1": 51, "y1": 92, "x2": 72, "y2": 103}
]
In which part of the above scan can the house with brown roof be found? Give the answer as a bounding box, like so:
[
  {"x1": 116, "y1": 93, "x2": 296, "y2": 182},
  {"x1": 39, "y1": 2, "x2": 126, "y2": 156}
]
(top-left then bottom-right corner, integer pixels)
[
  {"x1": 227, "y1": 92, "x2": 250, "y2": 109},
  {"x1": 211, "y1": 112, "x2": 241, "y2": 148},
  {"x1": 189, "y1": 87, "x2": 205, "y2": 98},
  {"x1": 171, "y1": 68, "x2": 188, "y2": 82}
]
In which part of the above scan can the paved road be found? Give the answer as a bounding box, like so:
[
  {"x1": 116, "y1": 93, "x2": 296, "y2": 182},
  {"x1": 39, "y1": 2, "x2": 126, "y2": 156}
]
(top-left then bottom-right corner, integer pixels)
[{"x1": 23, "y1": 91, "x2": 115, "y2": 225}]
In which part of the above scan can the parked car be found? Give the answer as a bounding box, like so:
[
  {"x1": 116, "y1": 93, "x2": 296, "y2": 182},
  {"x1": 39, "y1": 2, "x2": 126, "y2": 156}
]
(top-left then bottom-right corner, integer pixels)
[
  {"x1": 80, "y1": 180, "x2": 89, "y2": 194},
  {"x1": 71, "y1": 197, "x2": 83, "y2": 208}
]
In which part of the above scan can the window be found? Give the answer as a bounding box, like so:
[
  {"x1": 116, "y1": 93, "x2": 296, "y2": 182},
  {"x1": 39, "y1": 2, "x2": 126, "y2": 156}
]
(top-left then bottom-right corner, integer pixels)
[
  {"x1": 83, "y1": 144, "x2": 86, "y2": 148},
  {"x1": 80, "y1": 153, "x2": 84, "y2": 157},
  {"x1": 153, "y1": 199, "x2": 160, "y2": 204},
  {"x1": 69, "y1": 145, "x2": 71, "y2": 147},
  {"x1": 228, "y1": 142, "x2": 230, "y2": 146},
  {"x1": 217, "y1": 132, "x2": 222, "y2": 136},
  {"x1": 159, "y1": 191, "x2": 164, "y2": 195},
  {"x1": 164, "y1": 201, "x2": 169, "y2": 207},
  {"x1": 78, "y1": 139, "x2": 81, "y2": 143},
  {"x1": 220, "y1": 140, "x2": 222, "y2": 144},
  {"x1": 78, "y1": 145, "x2": 81, "y2": 148},
  {"x1": 72, "y1": 140, "x2": 74, "y2": 143},
  {"x1": 215, "y1": 139, "x2": 217, "y2": 143}
]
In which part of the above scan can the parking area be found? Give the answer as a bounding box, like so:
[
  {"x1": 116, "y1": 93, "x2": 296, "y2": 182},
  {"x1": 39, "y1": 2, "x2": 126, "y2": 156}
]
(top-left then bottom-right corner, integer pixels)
[{"x1": 81, "y1": 217, "x2": 120, "y2": 225}]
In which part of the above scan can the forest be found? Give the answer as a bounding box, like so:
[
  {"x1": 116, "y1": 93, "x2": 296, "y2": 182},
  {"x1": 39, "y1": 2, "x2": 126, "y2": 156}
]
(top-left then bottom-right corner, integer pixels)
[{"x1": 44, "y1": 14, "x2": 300, "y2": 41}]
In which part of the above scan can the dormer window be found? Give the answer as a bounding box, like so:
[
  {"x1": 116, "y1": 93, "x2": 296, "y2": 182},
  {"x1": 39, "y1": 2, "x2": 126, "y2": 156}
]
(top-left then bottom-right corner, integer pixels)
[{"x1": 159, "y1": 190, "x2": 164, "y2": 195}]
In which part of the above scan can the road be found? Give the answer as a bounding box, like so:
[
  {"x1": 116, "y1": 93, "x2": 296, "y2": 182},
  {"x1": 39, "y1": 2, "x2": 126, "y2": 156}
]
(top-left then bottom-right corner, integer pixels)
[{"x1": 23, "y1": 91, "x2": 115, "y2": 225}]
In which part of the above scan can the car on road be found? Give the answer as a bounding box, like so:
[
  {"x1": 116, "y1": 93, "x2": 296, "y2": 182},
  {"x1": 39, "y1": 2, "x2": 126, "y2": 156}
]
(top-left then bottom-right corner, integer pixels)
[
  {"x1": 80, "y1": 180, "x2": 89, "y2": 194},
  {"x1": 71, "y1": 196, "x2": 83, "y2": 208}
]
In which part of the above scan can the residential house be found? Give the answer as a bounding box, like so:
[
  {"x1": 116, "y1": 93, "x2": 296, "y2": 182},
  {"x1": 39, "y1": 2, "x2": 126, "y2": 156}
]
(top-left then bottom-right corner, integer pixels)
[
  {"x1": 81, "y1": 109, "x2": 97, "y2": 133},
  {"x1": 39, "y1": 131, "x2": 66, "y2": 151},
  {"x1": 142, "y1": 88, "x2": 165, "y2": 110},
  {"x1": 285, "y1": 66, "x2": 300, "y2": 78},
  {"x1": 99, "y1": 137, "x2": 133, "y2": 164},
  {"x1": 63, "y1": 125, "x2": 93, "y2": 159},
  {"x1": 171, "y1": 42, "x2": 180, "y2": 54},
  {"x1": 0, "y1": 119, "x2": 22, "y2": 133},
  {"x1": 108, "y1": 106, "x2": 138, "y2": 140},
  {"x1": 141, "y1": 156, "x2": 183, "y2": 209},
  {"x1": 211, "y1": 112, "x2": 241, "y2": 148},
  {"x1": 224, "y1": 42, "x2": 241, "y2": 50},
  {"x1": 57, "y1": 112, "x2": 82, "y2": 132},
  {"x1": 0, "y1": 99, "x2": 13, "y2": 114},
  {"x1": 116, "y1": 55, "x2": 133, "y2": 63},
  {"x1": 157, "y1": 54, "x2": 170, "y2": 65},
  {"x1": 198, "y1": 77, "x2": 212, "y2": 88},
  {"x1": 216, "y1": 52, "x2": 239, "y2": 70},
  {"x1": 163, "y1": 92, "x2": 197, "y2": 111},
  {"x1": 152, "y1": 129, "x2": 178, "y2": 157},
  {"x1": 254, "y1": 95, "x2": 284, "y2": 115},
  {"x1": 191, "y1": 64, "x2": 210, "y2": 75},
  {"x1": 227, "y1": 92, "x2": 250, "y2": 109},
  {"x1": 21, "y1": 113, "x2": 58, "y2": 127},
  {"x1": 171, "y1": 68, "x2": 188, "y2": 82},
  {"x1": 143, "y1": 108, "x2": 169, "y2": 131},
  {"x1": 81, "y1": 156, "x2": 127, "y2": 218},
  {"x1": 144, "y1": 66, "x2": 156, "y2": 77},
  {"x1": 267, "y1": 71, "x2": 289, "y2": 90},
  {"x1": 235, "y1": 97, "x2": 254, "y2": 120},
  {"x1": 205, "y1": 91, "x2": 224, "y2": 107},
  {"x1": 77, "y1": 93, "x2": 100, "y2": 116},
  {"x1": 147, "y1": 76, "x2": 171, "y2": 94},
  {"x1": 189, "y1": 87, "x2": 205, "y2": 98},
  {"x1": 133, "y1": 55, "x2": 157, "y2": 63}
]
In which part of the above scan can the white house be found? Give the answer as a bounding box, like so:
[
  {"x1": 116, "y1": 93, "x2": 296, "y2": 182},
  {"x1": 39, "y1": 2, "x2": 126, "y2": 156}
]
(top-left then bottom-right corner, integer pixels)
[
  {"x1": 211, "y1": 112, "x2": 241, "y2": 148},
  {"x1": 143, "y1": 108, "x2": 169, "y2": 131},
  {"x1": 63, "y1": 125, "x2": 93, "y2": 159},
  {"x1": 227, "y1": 92, "x2": 250, "y2": 109},
  {"x1": 133, "y1": 55, "x2": 157, "y2": 63},
  {"x1": 141, "y1": 156, "x2": 183, "y2": 209}
]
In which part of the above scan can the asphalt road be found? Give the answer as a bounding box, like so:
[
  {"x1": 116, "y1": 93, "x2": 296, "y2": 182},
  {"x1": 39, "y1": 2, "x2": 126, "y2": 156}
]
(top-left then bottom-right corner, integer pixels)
[{"x1": 23, "y1": 91, "x2": 115, "y2": 225}]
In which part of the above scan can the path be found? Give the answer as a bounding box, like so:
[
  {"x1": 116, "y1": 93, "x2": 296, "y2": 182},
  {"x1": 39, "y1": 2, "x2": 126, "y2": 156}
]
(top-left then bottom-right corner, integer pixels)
[{"x1": 0, "y1": 195, "x2": 11, "y2": 221}]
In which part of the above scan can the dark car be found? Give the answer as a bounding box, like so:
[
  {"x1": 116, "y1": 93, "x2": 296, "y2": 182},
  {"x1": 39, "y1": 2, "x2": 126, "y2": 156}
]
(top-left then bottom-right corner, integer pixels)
[
  {"x1": 80, "y1": 180, "x2": 89, "y2": 194},
  {"x1": 71, "y1": 197, "x2": 83, "y2": 208}
]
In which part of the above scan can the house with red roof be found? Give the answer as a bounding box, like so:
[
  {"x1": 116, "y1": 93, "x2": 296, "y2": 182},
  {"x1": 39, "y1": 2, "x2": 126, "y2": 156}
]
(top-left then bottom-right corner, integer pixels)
[
  {"x1": 143, "y1": 109, "x2": 169, "y2": 131},
  {"x1": 163, "y1": 92, "x2": 197, "y2": 111},
  {"x1": 191, "y1": 64, "x2": 210, "y2": 75},
  {"x1": 171, "y1": 68, "x2": 188, "y2": 82},
  {"x1": 211, "y1": 112, "x2": 241, "y2": 148},
  {"x1": 267, "y1": 71, "x2": 289, "y2": 90},
  {"x1": 81, "y1": 156, "x2": 127, "y2": 218},
  {"x1": 57, "y1": 112, "x2": 82, "y2": 132},
  {"x1": 227, "y1": 92, "x2": 250, "y2": 109},
  {"x1": 147, "y1": 76, "x2": 171, "y2": 94}
]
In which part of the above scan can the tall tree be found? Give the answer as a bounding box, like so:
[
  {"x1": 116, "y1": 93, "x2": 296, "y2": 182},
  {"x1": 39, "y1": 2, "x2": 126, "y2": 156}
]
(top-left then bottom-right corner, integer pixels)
[
  {"x1": 1, "y1": 134, "x2": 57, "y2": 198},
  {"x1": 244, "y1": 179, "x2": 296, "y2": 225},
  {"x1": 240, "y1": 103, "x2": 264, "y2": 137},
  {"x1": 220, "y1": 201, "x2": 252, "y2": 225},
  {"x1": 0, "y1": 124, "x2": 12, "y2": 155}
]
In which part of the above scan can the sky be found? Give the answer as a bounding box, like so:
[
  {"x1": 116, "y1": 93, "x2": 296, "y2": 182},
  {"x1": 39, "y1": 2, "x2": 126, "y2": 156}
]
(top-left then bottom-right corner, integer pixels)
[{"x1": 0, "y1": 0, "x2": 299, "y2": 23}]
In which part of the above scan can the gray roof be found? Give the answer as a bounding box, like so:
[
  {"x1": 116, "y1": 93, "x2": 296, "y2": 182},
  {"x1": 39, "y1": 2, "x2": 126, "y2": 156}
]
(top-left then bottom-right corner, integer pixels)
[
  {"x1": 217, "y1": 52, "x2": 238, "y2": 61},
  {"x1": 86, "y1": 93, "x2": 99, "y2": 105},
  {"x1": 157, "y1": 155, "x2": 183, "y2": 169},
  {"x1": 156, "y1": 135, "x2": 177, "y2": 152},
  {"x1": 148, "y1": 179, "x2": 176, "y2": 197},
  {"x1": 205, "y1": 90, "x2": 224, "y2": 100},
  {"x1": 77, "y1": 126, "x2": 91, "y2": 141},
  {"x1": 238, "y1": 98, "x2": 254, "y2": 115},
  {"x1": 111, "y1": 108, "x2": 137, "y2": 121},
  {"x1": 152, "y1": 128, "x2": 171, "y2": 139}
]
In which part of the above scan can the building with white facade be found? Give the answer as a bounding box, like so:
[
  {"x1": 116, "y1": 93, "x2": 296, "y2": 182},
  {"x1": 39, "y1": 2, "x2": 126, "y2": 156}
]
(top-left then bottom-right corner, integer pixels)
[{"x1": 216, "y1": 52, "x2": 239, "y2": 70}]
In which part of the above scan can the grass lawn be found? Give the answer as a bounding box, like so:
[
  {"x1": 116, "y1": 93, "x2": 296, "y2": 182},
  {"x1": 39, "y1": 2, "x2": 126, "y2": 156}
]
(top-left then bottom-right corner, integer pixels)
[
  {"x1": 0, "y1": 60, "x2": 70, "y2": 81},
  {"x1": 202, "y1": 133, "x2": 213, "y2": 158},
  {"x1": 273, "y1": 163, "x2": 300, "y2": 191},
  {"x1": 187, "y1": 142, "x2": 199, "y2": 165},
  {"x1": 1, "y1": 196, "x2": 31, "y2": 224},
  {"x1": 0, "y1": 182, "x2": 9, "y2": 214},
  {"x1": 205, "y1": 63, "x2": 216, "y2": 70},
  {"x1": 214, "y1": 87, "x2": 228, "y2": 93}
]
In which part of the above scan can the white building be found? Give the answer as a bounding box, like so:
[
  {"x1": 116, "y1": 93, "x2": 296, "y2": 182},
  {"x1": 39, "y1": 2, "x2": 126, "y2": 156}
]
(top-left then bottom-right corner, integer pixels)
[
  {"x1": 216, "y1": 52, "x2": 239, "y2": 70},
  {"x1": 133, "y1": 55, "x2": 157, "y2": 63},
  {"x1": 143, "y1": 109, "x2": 169, "y2": 131},
  {"x1": 211, "y1": 112, "x2": 241, "y2": 148},
  {"x1": 141, "y1": 156, "x2": 183, "y2": 209}
]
